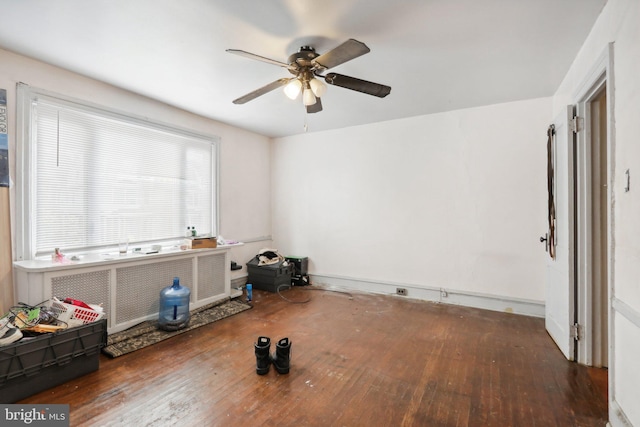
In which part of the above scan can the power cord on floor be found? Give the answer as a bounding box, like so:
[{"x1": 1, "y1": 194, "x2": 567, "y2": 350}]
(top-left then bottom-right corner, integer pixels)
[{"x1": 276, "y1": 283, "x2": 354, "y2": 304}]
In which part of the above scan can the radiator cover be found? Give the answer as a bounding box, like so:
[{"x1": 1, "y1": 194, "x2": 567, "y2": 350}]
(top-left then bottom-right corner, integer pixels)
[{"x1": 15, "y1": 249, "x2": 231, "y2": 333}]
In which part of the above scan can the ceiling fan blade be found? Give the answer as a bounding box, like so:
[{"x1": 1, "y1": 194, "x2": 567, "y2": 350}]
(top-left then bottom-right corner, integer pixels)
[
  {"x1": 306, "y1": 97, "x2": 323, "y2": 114},
  {"x1": 312, "y1": 39, "x2": 370, "y2": 70},
  {"x1": 232, "y1": 78, "x2": 292, "y2": 104},
  {"x1": 226, "y1": 49, "x2": 290, "y2": 68},
  {"x1": 324, "y1": 73, "x2": 391, "y2": 98}
]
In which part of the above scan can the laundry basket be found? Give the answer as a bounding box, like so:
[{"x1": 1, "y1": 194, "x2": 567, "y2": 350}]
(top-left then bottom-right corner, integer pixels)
[{"x1": 48, "y1": 297, "x2": 105, "y2": 327}]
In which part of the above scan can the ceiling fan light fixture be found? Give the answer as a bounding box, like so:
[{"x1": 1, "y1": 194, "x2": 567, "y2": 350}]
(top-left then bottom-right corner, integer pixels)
[
  {"x1": 284, "y1": 79, "x2": 302, "y2": 100},
  {"x1": 227, "y1": 38, "x2": 390, "y2": 114},
  {"x1": 302, "y1": 88, "x2": 316, "y2": 106},
  {"x1": 309, "y1": 78, "x2": 327, "y2": 97}
]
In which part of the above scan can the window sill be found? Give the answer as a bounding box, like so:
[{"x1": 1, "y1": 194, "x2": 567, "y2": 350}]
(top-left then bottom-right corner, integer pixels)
[{"x1": 14, "y1": 243, "x2": 243, "y2": 273}]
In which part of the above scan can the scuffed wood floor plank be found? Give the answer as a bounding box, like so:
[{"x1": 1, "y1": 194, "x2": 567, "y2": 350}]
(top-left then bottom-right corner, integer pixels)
[{"x1": 19, "y1": 287, "x2": 608, "y2": 426}]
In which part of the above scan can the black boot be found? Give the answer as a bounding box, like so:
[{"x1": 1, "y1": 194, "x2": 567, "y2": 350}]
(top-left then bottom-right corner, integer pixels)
[
  {"x1": 271, "y1": 337, "x2": 292, "y2": 374},
  {"x1": 255, "y1": 336, "x2": 271, "y2": 375}
]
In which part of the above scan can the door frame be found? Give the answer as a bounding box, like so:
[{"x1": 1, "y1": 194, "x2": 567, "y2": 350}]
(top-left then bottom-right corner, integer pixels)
[{"x1": 571, "y1": 43, "x2": 615, "y2": 368}]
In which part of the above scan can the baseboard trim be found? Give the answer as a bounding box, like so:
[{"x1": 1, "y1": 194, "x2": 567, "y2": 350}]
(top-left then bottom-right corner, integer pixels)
[
  {"x1": 309, "y1": 274, "x2": 545, "y2": 318},
  {"x1": 608, "y1": 399, "x2": 632, "y2": 427},
  {"x1": 230, "y1": 276, "x2": 247, "y2": 299},
  {"x1": 231, "y1": 276, "x2": 247, "y2": 289}
]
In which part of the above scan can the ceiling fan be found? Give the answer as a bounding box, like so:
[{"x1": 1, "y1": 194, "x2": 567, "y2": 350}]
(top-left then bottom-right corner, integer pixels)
[{"x1": 226, "y1": 39, "x2": 391, "y2": 113}]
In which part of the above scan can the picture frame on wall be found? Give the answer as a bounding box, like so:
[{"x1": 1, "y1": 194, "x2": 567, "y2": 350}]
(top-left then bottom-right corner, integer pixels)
[{"x1": 0, "y1": 88, "x2": 8, "y2": 187}]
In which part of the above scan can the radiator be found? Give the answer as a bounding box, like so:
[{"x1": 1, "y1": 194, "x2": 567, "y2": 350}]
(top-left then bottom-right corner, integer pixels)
[{"x1": 16, "y1": 249, "x2": 231, "y2": 333}]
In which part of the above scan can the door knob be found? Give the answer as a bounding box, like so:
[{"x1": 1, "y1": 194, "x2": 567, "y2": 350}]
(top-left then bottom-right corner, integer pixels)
[{"x1": 540, "y1": 233, "x2": 549, "y2": 253}]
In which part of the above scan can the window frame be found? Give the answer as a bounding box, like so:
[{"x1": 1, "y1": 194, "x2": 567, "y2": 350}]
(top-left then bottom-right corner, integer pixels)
[{"x1": 15, "y1": 83, "x2": 220, "y2": 261}]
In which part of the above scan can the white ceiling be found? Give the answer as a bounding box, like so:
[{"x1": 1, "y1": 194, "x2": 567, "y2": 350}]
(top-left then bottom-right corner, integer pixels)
[{"x1": 0, "y1": 0, "x2": 606, "y2": 138}]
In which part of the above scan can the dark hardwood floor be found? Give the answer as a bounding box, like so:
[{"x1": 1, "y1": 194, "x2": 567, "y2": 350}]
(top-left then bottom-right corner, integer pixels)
[{"x1": 19, "y1": 286, "x2": 608, "y2": 426}]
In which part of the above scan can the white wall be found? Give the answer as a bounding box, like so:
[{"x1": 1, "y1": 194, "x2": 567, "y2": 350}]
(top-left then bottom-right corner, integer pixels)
[
  {"x1": 551, "y1": 0, "x2": 640, "y2": 425},
  {"x1": 272, "y1": 97, "x2": 550, "y2": 310},
  {"x1": 0, "y1": 47, "x2": 272, "y2": 284}
]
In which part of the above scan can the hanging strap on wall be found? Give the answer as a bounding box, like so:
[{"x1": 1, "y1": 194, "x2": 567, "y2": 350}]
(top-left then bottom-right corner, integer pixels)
[{"x1": 546, "y1": 124, "x2": 556, "y2": 259}]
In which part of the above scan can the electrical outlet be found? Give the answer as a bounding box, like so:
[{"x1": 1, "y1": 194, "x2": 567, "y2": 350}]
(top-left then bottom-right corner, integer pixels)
[{"x1": 396, "y1": 288, "x2": 407, "y2": 296}]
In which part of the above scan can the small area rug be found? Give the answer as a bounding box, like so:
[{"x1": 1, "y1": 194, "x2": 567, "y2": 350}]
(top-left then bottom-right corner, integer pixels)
[{"x1": 102, "y1": 298, "x2": 251, "y2": 358}]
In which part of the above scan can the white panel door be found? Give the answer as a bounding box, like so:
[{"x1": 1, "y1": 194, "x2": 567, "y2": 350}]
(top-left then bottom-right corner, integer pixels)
[{"x1": 544, "y1": 106, "x2": 576, "y2": 361}]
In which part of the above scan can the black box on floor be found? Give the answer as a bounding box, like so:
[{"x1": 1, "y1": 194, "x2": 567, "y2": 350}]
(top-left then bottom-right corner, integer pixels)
[
  {"x1": 292, "y1": 275, "x2": 310, "y2": 286},
  {"x1": 0, "y1": 319, "x2": 107, "y2": 403},
  {"x1": 246, "y1": 256, "x2": 294, "y2": 293},
  {"x1": 285, "y1": 256, "x2": 310, "y2": 286},
  {"x1": 285, "y1": 256, "x2": 308, "y2": 276}
]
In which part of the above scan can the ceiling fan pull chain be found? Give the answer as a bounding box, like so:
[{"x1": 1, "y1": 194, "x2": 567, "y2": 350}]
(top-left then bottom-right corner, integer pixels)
[{"x1": 304, "y1": 109, "x2": 309, "y2": 132}]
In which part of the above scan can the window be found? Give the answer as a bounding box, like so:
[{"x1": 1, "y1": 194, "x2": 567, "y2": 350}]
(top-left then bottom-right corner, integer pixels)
[{"x1": 16, "y1": 84, "x2": 219, "y2": 260}]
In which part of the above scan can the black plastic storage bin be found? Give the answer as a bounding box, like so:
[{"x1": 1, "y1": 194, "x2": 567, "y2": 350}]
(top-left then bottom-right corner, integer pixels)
[
  {"x1": 0, "y1": 319, "x2": 107, "y2": 403},
  {"x1": 246, "y1": 256, "x2": 294, "y2": 292}
]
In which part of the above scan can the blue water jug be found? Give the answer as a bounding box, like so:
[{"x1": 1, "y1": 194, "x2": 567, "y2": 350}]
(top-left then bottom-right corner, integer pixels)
[{"x1": 158, "y1": 277, "x2": 191, "y2": 331}]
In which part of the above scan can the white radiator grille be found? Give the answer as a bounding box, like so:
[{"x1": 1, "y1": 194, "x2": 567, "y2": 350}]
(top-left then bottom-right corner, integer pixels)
[
  {"x1": 51, "y1": 270, "x2": 111, "y2": 326},
  {"x1": 197, "y1": 254, "x2": 226, "y2": 300},
  {"x1": 115, "y1": 258, "x2": 193, "y2": 324},
  {"x1": 29, "y1": 250, "x2": 229, "y2": 333}
]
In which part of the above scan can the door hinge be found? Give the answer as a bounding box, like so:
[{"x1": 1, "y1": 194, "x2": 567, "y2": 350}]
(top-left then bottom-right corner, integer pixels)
[
  {"x1": 571, "y1": 323, "x2": 582, "y2": 341},
  {"x1": 570, "y1": 116, "x2": 582, "y2": 133}
]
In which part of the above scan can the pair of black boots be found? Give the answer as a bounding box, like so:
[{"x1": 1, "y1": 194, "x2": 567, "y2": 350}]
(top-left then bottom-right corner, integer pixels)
[{"x1": 255, "y1": 336, "x2": 291, "y2": 375}]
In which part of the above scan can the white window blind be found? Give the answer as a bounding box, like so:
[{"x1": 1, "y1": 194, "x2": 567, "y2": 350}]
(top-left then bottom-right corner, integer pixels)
[{"x1": 17, "y1": 85, "x2": 218, "y2": 259}]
